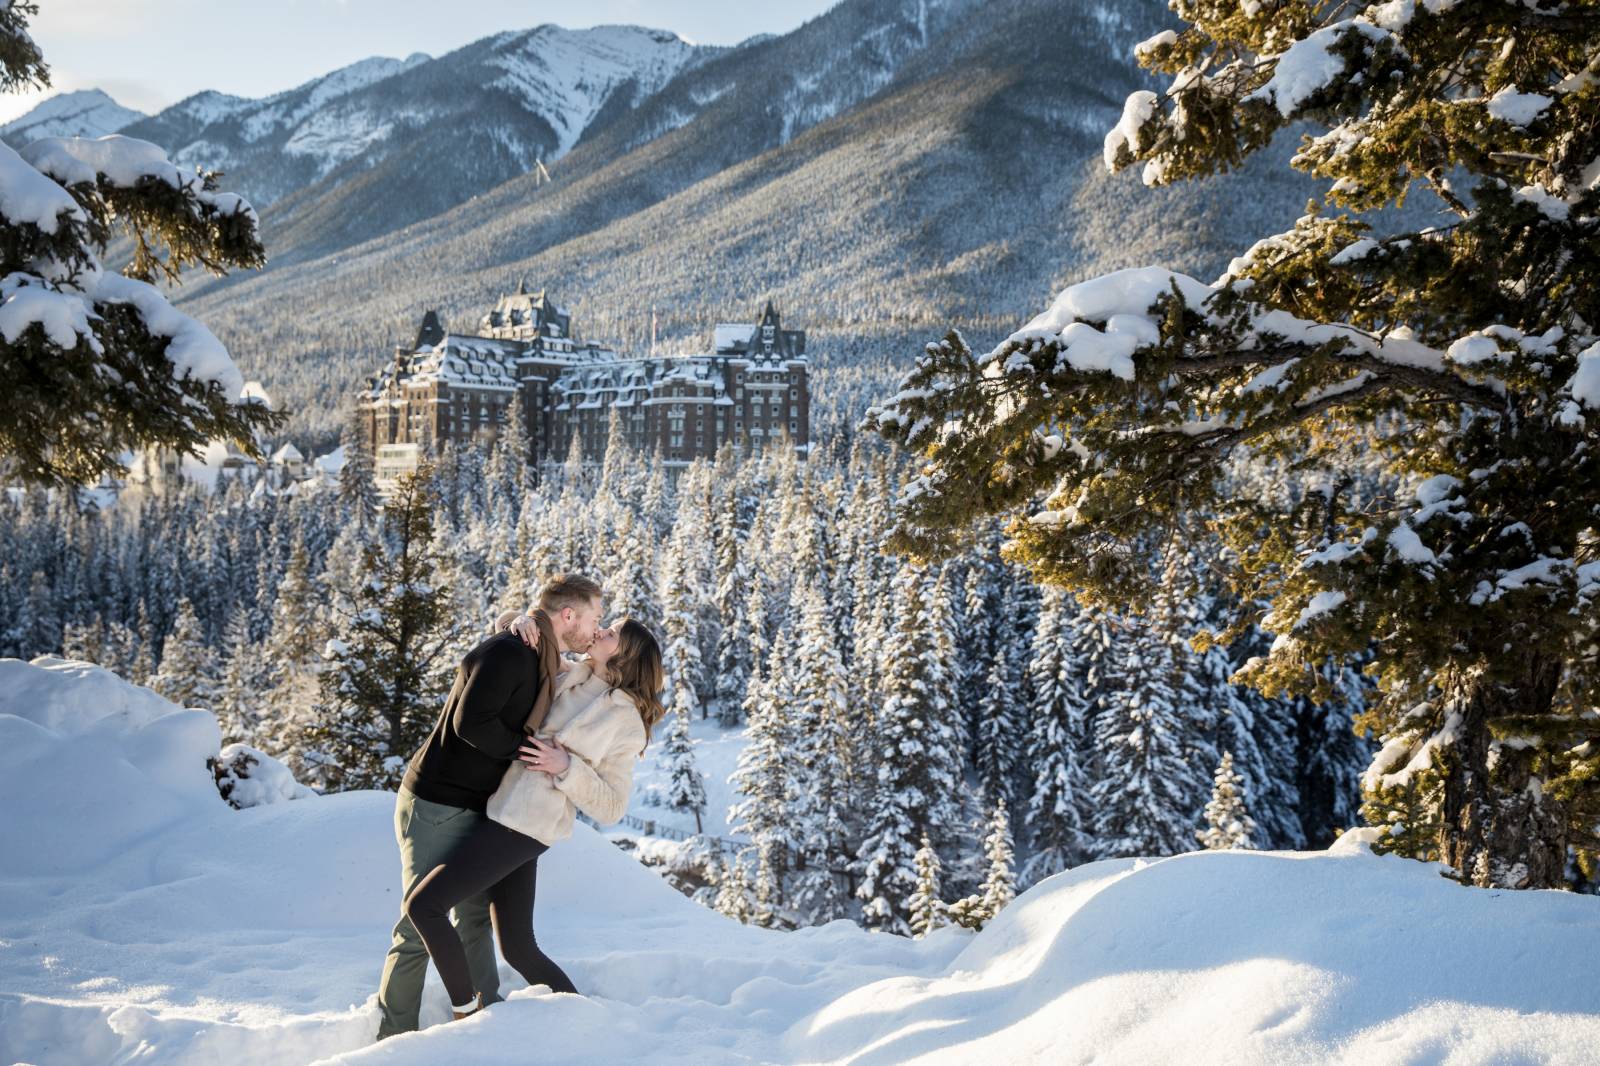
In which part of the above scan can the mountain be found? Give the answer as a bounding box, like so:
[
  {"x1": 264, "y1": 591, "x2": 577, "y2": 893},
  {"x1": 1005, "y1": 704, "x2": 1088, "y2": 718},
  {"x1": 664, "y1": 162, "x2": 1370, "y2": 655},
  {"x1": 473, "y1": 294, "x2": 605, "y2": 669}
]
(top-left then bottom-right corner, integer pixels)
[
  {"x1": 163, "y1": 0, "x2": 1448, "y2": 443},
  {"x1": 0, "y1": 89, "x2": 144, "y2": 143},
  {"x1": 118, "y1": 25, "x2": 708, "y2": 254}
]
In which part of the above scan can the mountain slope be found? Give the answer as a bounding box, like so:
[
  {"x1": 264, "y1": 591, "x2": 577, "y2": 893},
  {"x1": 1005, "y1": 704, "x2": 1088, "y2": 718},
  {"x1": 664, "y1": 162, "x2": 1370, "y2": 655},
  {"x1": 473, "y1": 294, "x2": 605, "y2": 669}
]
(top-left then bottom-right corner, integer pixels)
[
  {"x1": 239, "y1": 0, "x2": 990, "y2": 273},
  {"x1": 0, "y1": 89, "x2": 143, "y2": 143}
]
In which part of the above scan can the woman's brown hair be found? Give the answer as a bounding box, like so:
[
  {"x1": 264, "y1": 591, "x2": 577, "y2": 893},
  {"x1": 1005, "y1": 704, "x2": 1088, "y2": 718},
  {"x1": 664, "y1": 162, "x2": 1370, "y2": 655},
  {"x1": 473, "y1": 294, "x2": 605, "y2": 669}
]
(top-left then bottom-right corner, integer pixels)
[{"x1": 605, "y1": 618, "x2": 666, "y2": 747}]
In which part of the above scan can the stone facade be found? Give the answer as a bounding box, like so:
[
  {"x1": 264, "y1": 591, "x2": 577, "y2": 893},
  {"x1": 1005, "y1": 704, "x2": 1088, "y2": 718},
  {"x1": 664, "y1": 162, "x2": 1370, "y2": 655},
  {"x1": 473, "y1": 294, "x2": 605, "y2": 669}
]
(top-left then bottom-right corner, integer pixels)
[{"x1": 358, "y1": 284, "x2": 809, "y2": 487}]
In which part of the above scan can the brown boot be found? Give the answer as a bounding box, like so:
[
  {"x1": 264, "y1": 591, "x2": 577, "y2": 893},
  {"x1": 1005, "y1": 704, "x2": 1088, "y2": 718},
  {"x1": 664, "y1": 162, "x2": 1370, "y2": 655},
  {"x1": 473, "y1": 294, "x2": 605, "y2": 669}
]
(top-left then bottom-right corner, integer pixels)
[{"x1": 451, "y1": 994, "x2": 485, "y2": 1021}]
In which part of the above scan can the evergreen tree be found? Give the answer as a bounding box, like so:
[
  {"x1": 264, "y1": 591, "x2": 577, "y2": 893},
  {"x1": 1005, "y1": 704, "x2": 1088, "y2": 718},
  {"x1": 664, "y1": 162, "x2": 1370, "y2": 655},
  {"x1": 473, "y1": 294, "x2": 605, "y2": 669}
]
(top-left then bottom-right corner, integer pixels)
[
  {"x1": 961, "y1": 534, "x2": 1007, "y2": 737},
  {"x1": 866, "y1": 0, "x2": 1600, "y2": 889},
  {"x1": 714, "y1": 854, "x2": 755, "y2": 925},
  {"x1": 856, "y1": 563, "x2": 962, "y2": 934},
  {"x1": 61, "y1": 618, "x2": 101, "y2": 664},
  {"x1": 1199, "y1": 750, "x2": 1257, "y2": 851},
  {"x1": 0, "y1": 2, "x2": 277, "y2": 486},
  {"x1": 979, "y1": 795, "x2": 1017, "y2": 917},
  {"x1": 711, "y1": 490, "x2": 753, "y2": 722},
  {"x1": 1022, "y1": 588, "x2": 1091, "y2": 882},
  {"x1": 259, "y1": 538, "x2": 328, "y2": 763},
  {"x1": 729, "y1": 631, "x2": 797, "y2": 926},
  {"x1": 216, "y1": 611, "x2": 271, "y2": 745},
  {"x1": 789, "y1": 582, "x2": 854, "y2": 923},
  {"x1": 486, "y1": 392, "x2": 533, "y2": 507},
  {"x1": 1292, "y1": 657, "x2": 1376, "y2": 848},
  {"x1": 303, "y1": 464, "x2": 463, "y2": 791},
  {"x1": 1088, "y1": 609, "x2": 1211, "y2": 861},
  {"x1": 660, "y1": 536, "x2": 703, "y2": 718},
  {"x1": 663, "y1": 699, "x2": 707, "y2": 834},
  {"x1": 598, "y1": 409, "x2": 631, "y2": 502},
  {"x1": 908, "y1": 832, "x2": 947, "y2": 938},
  {"x1": 606, "y1": 508, "x2": 660, "y2": 629},
  {"x1": 926, "y1": 562, "x2": 965, "y2": 750},
  {"x1": 334, "y1": 412, "x2": 377, "y2": 534},
  {"x1": 148, "y1": 598, "x2": 221, "y2": 710}
]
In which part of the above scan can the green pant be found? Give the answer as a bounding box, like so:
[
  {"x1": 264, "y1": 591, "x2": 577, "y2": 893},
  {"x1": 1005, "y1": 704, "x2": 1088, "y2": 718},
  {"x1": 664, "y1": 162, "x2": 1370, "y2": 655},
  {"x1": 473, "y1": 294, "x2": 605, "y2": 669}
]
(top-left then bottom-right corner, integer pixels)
[{"x1": 375, "y1": 788, "x2": 503, "y2": 1039}]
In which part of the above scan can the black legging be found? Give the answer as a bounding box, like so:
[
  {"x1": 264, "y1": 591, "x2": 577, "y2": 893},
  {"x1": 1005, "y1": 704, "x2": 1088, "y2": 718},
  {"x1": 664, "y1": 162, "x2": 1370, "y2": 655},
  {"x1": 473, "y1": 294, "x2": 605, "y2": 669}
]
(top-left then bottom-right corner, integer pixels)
[{"x1": 403, "y1": 818, "x2": 577, "y2": 1007}]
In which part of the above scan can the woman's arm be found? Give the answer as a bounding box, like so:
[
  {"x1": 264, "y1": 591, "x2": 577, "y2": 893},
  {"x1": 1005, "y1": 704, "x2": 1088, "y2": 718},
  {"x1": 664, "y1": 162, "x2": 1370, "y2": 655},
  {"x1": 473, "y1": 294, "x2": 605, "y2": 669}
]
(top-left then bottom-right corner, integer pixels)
[
  {"x1": 493, "y1": 609, "x2": 542, "y2": 652},
  {"x1": 551, "y1": 725, "x2": 645, "y2": 826}
]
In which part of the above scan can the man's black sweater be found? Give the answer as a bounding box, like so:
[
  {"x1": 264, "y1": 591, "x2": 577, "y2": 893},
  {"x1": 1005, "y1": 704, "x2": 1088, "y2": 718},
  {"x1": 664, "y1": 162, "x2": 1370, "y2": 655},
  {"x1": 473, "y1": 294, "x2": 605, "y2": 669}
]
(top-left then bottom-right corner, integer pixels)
[{"x1": 401, "y1": 631, "x2": 542, "y2": 812}]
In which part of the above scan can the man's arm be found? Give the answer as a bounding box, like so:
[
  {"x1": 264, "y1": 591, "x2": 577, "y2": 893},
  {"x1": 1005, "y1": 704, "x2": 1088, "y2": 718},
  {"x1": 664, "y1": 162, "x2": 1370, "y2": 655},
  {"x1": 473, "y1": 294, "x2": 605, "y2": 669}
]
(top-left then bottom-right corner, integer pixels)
[{"x1": 451, "y1": 639, "x2": 536, "y2": 759}]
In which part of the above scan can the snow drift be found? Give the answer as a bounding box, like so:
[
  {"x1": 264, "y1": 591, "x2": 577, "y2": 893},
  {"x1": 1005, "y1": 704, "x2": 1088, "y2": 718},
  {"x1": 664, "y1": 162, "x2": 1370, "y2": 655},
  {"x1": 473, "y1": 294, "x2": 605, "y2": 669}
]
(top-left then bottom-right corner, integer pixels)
[{"x1": 1, "y1": 657, "x2": 1596, "y2": 1065}]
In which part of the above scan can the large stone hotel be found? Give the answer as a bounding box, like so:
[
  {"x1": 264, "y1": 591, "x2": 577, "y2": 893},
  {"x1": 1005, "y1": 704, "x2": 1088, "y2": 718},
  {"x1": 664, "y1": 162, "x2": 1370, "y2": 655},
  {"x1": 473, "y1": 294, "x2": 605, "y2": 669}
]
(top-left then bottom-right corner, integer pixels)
[{"x1": 358, "y1": 283, "x2": 809, "y2": 486}]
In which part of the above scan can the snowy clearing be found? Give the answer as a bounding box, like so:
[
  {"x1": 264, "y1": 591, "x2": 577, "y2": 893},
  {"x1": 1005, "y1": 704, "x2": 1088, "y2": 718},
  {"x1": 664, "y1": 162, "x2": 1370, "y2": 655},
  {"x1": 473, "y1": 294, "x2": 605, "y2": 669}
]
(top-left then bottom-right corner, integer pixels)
[{"x1": 2, "y1": 657, "x2": 1597, "y2": 1066}]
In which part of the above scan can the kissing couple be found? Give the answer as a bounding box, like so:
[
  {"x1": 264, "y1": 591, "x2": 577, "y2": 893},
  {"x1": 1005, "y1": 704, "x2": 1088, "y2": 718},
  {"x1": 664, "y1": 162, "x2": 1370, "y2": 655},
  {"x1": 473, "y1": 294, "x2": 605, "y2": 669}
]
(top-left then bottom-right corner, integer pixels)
[{"x1": 373, "y1": 573, "x2": 666, "y2": 1038}]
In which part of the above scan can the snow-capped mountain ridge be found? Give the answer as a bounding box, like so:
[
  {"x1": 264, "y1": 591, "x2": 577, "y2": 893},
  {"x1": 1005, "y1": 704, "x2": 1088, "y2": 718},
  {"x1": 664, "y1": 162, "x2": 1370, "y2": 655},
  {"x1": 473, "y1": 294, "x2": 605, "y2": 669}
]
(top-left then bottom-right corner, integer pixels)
[
  {"x1": 484, "y1": 25, "x2": 698, "y2": 157},
  {"x1": 109, "y1": 26, "x2": 707, "y2": 211},
  {"x1": 0, "y1": 89, "x2": 144, "y2": 143}
]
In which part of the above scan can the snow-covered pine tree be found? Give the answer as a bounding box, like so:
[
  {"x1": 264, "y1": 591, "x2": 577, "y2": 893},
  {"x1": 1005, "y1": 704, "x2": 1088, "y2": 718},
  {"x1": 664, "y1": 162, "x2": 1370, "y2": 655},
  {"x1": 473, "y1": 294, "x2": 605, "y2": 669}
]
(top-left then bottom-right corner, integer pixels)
[
  {"x1": 606, "y1": 508, "x2": 660, "y2": 630},
  {"x1": 1021, "y1": 586, "x2": 1091, "y2": 882},
  {"x1": 662, "y1": 698, "x2": 707, "y2": 834},
  {"x1": 257, "y1": 537, "x2": 328, "y2": 763},
  {"x1": 979, "y1": 795, "x2": 1017, "y2": 916},
  {"x1": 215, "y1": 610, "x2": 271, "y2": 745},
  {"x1": 908, "y1": 833, "x2": 947, "y2": 938},
  {"x1": 1087, "y1": 605, "x2": 1211, "y2": 861},
  {"x1": 338, "y1": 410, "x2": 380, "y2": 534},
  {"x1": 147, "y1": 597, "x2": 221, "y2": 710},
  {"x1": 729, "y1": 629, "x2": 797, "y2": 926},
  {"x1": 8, "y1": 569, "x2": 59, "y2": 657},
  {"x1": 788, "y1": 581, "x2": 854, "y2": 924},
  {"x1": 303, "y1": 464, "x2": 462, "y2": 791},
  {"x1": 61, "y1": 618, "x2": 101, "y2": 664},
  {"x1": 660, "y1": 532, "x2": 704, "y2": 719},
  {"x1": 926, "y1": 562, "x2": 966, "y2": 751},
  {"x1": 597, "y1": 409, "x2": 632, "y2": 503},
  {"x1": 711, "y1": 490, "x2": 753, "y2": 723},
  {"x1": 640, "y1": 457, "x2": 671, "y2": 539},
  {"x1": 714, "y1": 853, "x2": 755, "y2": 925},
  {"x1": 0, "y1": 3, "x2": 277, "y2": 486},
  {"x1": 961, "y1": 532, "x2": 1008, "y2": 738},
  {"x1": 1199, "y1": 750, "x2": 1257, "y2": 851},
  {"x1": 856, "y1": 562, "x2": 962, "y2": 934},
  {"x1": 866, "y1": 0, "x2": 1600, "y2": 889},
  {"x1": 485, "y1": 392, "x2": 533, "y2": 509}
]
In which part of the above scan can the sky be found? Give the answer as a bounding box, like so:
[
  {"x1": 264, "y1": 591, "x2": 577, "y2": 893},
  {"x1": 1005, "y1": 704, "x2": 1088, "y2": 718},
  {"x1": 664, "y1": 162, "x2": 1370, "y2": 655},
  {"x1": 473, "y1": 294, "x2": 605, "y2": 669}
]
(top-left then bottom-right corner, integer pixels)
[{"x1": 0, "y1": 0, "x2": 840, "y2": 124}]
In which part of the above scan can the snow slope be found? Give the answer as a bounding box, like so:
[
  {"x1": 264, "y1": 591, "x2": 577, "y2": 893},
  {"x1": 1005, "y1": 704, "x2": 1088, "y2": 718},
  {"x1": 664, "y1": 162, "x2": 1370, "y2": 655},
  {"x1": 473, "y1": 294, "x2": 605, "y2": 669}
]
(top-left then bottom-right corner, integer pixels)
[
  {"x1": 0, "y1": 89, "x2": 144, "y2": 144},
  {"x1": 2, "y1": 657, "x2": 1597, "y2": 1066}
]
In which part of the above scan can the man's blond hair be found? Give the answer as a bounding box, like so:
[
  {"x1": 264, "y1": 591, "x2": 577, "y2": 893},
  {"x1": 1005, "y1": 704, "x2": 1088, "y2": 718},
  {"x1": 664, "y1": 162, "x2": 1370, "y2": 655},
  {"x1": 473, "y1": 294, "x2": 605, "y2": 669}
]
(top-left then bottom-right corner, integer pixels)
[{"x1": 537, "y1": 574, "x2": 603, "y2": 615}]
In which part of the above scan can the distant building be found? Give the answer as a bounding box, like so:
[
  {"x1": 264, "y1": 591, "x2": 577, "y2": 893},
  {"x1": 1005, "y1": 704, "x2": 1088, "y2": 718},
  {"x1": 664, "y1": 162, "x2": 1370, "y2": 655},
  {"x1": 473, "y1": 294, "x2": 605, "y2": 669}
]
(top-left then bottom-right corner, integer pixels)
[
  {"x1": 357, "y1": 283, "x2": 809, "y2": 488},
  {"x1": 127, "y1": 380, "x2": 332, "y2": 493}
]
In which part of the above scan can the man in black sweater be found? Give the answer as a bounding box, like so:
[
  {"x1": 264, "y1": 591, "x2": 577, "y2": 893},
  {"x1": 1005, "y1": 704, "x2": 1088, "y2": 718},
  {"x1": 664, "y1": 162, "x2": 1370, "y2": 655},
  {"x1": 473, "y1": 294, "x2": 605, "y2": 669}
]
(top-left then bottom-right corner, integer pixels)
[{"x1": 375, "y1": 574, "x2": 603, "y2": 1040}]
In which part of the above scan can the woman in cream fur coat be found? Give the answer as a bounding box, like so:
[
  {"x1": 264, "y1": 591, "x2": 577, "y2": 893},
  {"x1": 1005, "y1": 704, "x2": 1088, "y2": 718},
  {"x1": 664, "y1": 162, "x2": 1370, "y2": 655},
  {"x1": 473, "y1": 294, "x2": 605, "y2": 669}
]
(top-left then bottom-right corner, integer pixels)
[{"x1": 404, "y1": 616, "x2": 665, "y2": 1018}]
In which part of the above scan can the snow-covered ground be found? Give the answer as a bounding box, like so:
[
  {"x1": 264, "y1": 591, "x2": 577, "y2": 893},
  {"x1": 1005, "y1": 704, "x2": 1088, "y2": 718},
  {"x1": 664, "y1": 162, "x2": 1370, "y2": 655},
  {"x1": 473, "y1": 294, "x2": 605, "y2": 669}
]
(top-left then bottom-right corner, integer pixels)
[{"x1": 3, "y1": 657, "x2": 1598, "y2": 1065}]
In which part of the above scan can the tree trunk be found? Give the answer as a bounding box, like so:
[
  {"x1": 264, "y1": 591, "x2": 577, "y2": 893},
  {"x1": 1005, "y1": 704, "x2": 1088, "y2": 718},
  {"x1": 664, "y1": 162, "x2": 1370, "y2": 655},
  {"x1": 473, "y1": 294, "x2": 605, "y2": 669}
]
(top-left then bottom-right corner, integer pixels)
[{"x1": 1438, "y1": 654, "x2": 1567, "y2": 888}]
